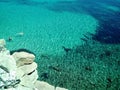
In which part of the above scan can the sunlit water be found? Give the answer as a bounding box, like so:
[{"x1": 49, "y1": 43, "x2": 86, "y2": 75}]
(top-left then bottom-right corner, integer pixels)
[
  {"x1": 0, "y1": 0, "x2": 99, "y2": 55},
  {"x1": 0, "y1": 0, "x2": 120, "y2": 90}
]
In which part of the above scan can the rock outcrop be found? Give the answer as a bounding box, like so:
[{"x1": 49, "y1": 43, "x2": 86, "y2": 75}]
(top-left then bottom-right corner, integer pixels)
[
  {"x1": 0, "y1": 39, "x2": 68, "y2": 90},
  {"x1": 12, "y1": 51, "x2": 35, "y2": 67}
]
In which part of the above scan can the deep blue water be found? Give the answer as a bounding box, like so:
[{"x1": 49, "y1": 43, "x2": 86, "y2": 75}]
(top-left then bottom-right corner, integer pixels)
[{"x1": 45, "y1": 0, "x2": 120, "y2": 44}]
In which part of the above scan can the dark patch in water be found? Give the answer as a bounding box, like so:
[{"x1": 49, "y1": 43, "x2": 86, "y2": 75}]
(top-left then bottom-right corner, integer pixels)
[
  {"x1": 49, "y1": 66, "x2": 61, "y2": 72},
  {"x1": 45, "y1": 0, "x2": 120, "y2": 44},
  {"x1": 104, "y1": 50, "x2": 112, "y2": 56},
  {"x1": 10, "y1": 48, "x2": 35, "y2": 55},
  {"x1": 84, "y1": 66, "x2": 92, "y2": 71},
  {"x1": 41, "y1": 72, "x2": 49, "y2": 79},
  {"x1": 62, "y1": 46, "x2": 72, "y2": 53}
]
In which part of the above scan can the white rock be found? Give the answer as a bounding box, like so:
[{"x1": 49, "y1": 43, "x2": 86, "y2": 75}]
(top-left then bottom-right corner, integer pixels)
[
  {"x1": 0, "y1": 53, "x2": 17, "y2": 89},
  {"x1": 0, "y1": 54, "x2": 16, "y2": 72},
  {"x1": 16, "y1": 68, "x2": 25, "y2": 79},
  {"x1": 0, "y1": 39, "x2": 6, "y2": 47},
  {"x1": 4, "y1": 84, "x2": 37, "y2": 90},
  {"x1": 34, "y1": 81, "x2": 55, "y2": 90},
  {"x1": 20, "y1": 70, "x2": 38, "y2": 88},
  {"x1": 4, "y1": 87, "x2": 19, "y2": 90},
  {"x1": 56, "y1": 87, "x2": 68, "y2": 90},
  {"x1": 2, "y1": 49, "x2": 10, "y2": 55},
  {"x1": 0, "y1": 40, "x2": 68, "y2": 90},
  {"x1": 12, "y1": 52, "x2": 35, "y2": 67},
  {"x1": 16, "y1": 84, "x2": 36, "y2": 90},
  {"x1": 18, "y1": 62, "x2": 37, "y2": 75},
  {"x1": 0, "y1": 39, "x2": 6, "y2": 52}
]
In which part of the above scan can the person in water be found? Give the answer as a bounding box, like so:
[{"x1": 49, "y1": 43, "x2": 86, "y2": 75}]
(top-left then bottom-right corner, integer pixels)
[{"x1": 8, "y1": 37, "x2": 13, "y2": 41}]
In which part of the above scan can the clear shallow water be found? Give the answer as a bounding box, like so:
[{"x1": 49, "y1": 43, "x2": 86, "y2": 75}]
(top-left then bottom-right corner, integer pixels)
[
  {"x1": 0, "y1": 0, "x2": 98, "y2": 55},
  {"x1": 0, "y1": 1, "x2": 120, "y2": 56}
]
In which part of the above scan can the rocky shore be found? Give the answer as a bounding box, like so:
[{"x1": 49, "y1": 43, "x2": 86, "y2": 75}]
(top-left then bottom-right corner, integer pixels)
[{"x1": 0, "y1": 39, "x2": 68, "y2": 90}]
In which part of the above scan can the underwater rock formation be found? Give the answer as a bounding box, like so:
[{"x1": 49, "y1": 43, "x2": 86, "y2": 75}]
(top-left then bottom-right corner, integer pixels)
[{"x1": 0, "y1": 39, "x2": 68, "y2": 90}]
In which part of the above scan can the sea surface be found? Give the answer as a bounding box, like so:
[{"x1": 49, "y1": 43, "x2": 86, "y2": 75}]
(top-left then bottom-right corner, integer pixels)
[
  {"x1": 0, "y1": 0, "x2": 120, "y2": 55},
  {"x1": 0, "y1": 0, "x2": 120, "y2": 90}
]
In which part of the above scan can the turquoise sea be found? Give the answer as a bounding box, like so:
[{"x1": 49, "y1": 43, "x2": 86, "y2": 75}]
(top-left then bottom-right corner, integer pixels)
[{"x1": 0, "y1": 0, "x2": 120, "y2": 90}]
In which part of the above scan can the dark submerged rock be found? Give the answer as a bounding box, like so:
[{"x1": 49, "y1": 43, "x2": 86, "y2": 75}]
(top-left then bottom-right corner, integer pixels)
[
  {"x1": 85, "y1": 66, "x2": 92, "y2": 71},
  {"x1": 104, "y1": 50, "x2": 111, "y2": 56},
  {"x1": 62, "y1": 46, "x2": 72, "y2": 53},
  {"x1": 41, "y1": 72, "x2": 49, "y2": 79}
]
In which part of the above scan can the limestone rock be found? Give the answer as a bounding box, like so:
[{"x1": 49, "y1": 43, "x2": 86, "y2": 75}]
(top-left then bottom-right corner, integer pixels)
[
  {"x1": 56, "y1": 87, "x2": 68, "y2": 90},
  {"x1": 16, "y1": 84, "x2": 37, "y2": 90},
  {"x1": 0, "y1": 39, "x2": 7, "y2": 53},
  {"x1": 0, "y1": 53, "x2": 18, "y2": 89},
  {"x1": 16, "y1": 68, "x2": 25, "y2": 79},
  {"x1": 4, "y1": 84, "x2": 37, "y2": 90},
  {"x1": 20, "y1": 70, "x2": 38, "y2": 88},
  {"x1": 18, "y1": 62, "x2": 37, "y2": 75},
  {"x1": 0, "y1": 39, "x2": 6, "y2": 47},
  {"x1": 34, "y1": 81, "x2": 55, "y2": 90},
  {"x1": 0, "y1": 54, "x2": 16, "y2": 72},
  {"x1": 12, "y1": 52, "x2": 35, "y2": 67},
  {"x1": 0, "y1": 39, "x2": 68, "y2": 90}
]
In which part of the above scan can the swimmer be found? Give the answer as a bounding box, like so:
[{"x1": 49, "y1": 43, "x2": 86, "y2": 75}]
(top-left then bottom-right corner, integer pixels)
[{"x1": 8, "y1": 37, "x2": 13, "y2": 41}]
